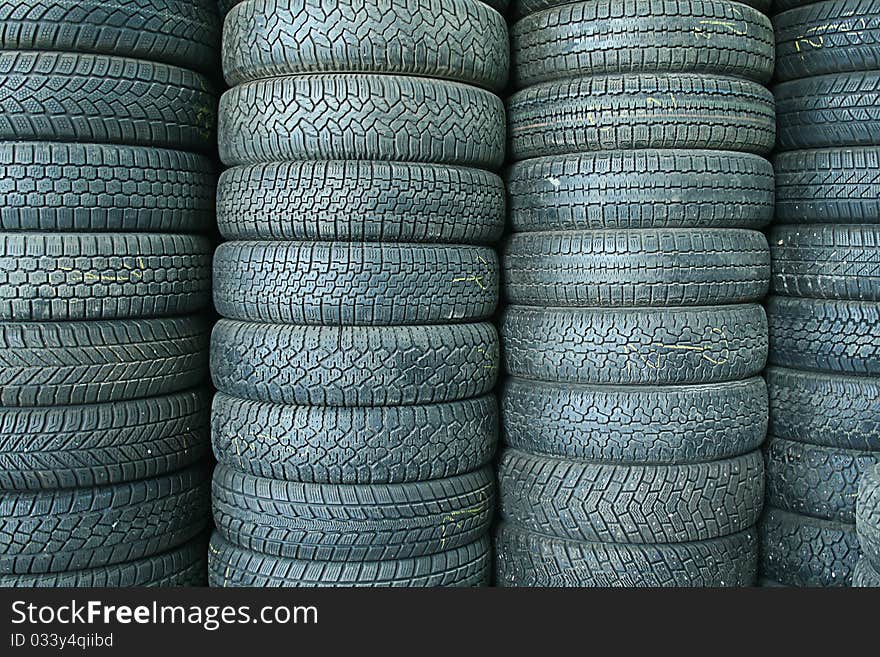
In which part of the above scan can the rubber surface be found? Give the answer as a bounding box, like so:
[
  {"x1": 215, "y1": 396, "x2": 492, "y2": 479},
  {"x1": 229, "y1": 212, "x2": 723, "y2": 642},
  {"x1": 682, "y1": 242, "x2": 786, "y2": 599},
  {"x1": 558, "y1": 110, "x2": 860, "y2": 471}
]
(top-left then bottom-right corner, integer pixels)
[
  {"x1": 512, "y1": 0, "x2": 773, "y2": 87},
  {"x1": 504, "y1": 229, "x2": 769, "y2": 307},
  {"x1": 774, "y1": 148, "x2": 880, "y2": 224},
  {"x1": 0, "y1": 317, "x2": 210, "y2": 407},
  {"x1": 0, "y1": 464, "x2": 210, "y2": 575},
  {"x1": 208, "y1": 532, "x2": 490, "y2": 587},
  {"x1": 495, "y1": 523, "x2": 758, "y2": 587},
  {"x1": 218, "y1": 74, "x2": 504, "y2": 169},
  {"x1": 217, "y1": 161, "x2": 504, "y2": 244},
  {"x1": 223, "y1": 0, "x2": 508, "y2": 92},
  {"x1": 0, "y1": 0, "x2": 221, "y2": 74},
  {"x1": 210, "y1": 320, "x2": 498, "y2": 406},
  {"x1": 0, "y1": 389, "x2": 211, "y2": 490},
  {"x1": 0, "y1": 233, "x2": 212, "y2": 321},
  {"x1": 767, "y1": 296, "x2": 880, "y2": 375},
  {"x1": 853, "y1": 557, "x2": 880, "y2": 586},
  {"x1": 502, "y1": 376, "x2": 768, "y2": 464},
  {"x1": 767, "y1": 366, "x2": 880, "y2": 451},
  {"x1": 0, "y1": 52, "x2": 216, "y2": 153},
  {"x1": 857, "y1": 464, "x2": 880, "y2": 567},
  {"x1": 212, "y1": 392, "x2": 496, "y2": 484},
  {"x1": 510, "y1": 0, "x2": 772, "y2": 19},
  {"x1": 508, "y1": 150, "x2": 774, "y2": 232},
  {"x1": 213, "y1": 242, "x2": 498, "y2": 325},
  {"x1": 0, "y1": 142, "x2": 215, "y2": 233},
  {"x1": 502, "y1": 304, "x2": 768, "y2": 385},
  {"x1": 508, "y1": 74, "x2": 776, "y2": 161}
]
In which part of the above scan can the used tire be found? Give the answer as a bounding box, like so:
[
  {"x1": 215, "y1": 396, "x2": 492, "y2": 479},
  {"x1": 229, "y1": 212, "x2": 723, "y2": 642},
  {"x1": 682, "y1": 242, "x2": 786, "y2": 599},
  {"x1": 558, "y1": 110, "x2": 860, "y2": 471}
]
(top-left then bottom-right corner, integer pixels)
[
  {"x1": 510, "y1": 0, "x2": 772, "y2": 20},
  {"x1": 857, "y1": 464, "x2": 880, "y2": 567},
  {"x1": 212, "y1": 393, "x2": 497, "y2": 484},
  {"x1": 217, "y1": 161, "x2": 504, "y2": 244},
  {"x1": 508, "y1": 74, "x2": 776, "y2": 161},
  {"x1": 218, "y1": 74, "x2": 504, "y2": 169},
  {"x1": 504, "y1": 229, "x2": 769, "y2": 307},
  {"x1": 853, "y1": 558, "x2": 880, "y2": 586},
  {"x1": 210, "y1": 320, "x2": 498, "y2": 406},
  {"x1": 501, "y1": 304, "x2": 768, "y2": 385},
  {"x1": 0, "y1": 317, "x2": 210, "y2": 407},
  {"x1": 213, "y1": 242, "x2": 498, "y2": 325},
  {"x1": 0, "y1": 233, "x2": 212, "y2": 321},
  {"x1": 508, "y1": 150, "x2": 774, "y2": 232}
]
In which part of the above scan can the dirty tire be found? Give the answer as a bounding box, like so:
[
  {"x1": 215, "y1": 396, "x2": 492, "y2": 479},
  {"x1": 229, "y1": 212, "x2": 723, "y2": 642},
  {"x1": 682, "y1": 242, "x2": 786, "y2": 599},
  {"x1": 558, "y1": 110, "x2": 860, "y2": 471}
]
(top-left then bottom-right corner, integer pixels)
[
  {"x1": 0, "y1": 538, "x2": 207, "y2": 587},
  {"x1": 0, "y1": 142, "x2": 215, "y2": 232},
  {"x1": 502, "y1": 376, "x2": 767, "y2": 463},
  {"x1": 504, "y1": 229, "x2": 769, "y2": 307},
  {"x1": 508, "y1": 150, "x2": 774, "y2": 232},
  {"x1": 774, "y1": 148, "x2": 880, "y2": 224},
  {"x1": 764, "y1": 436, "x2": 879, "y2": 523},
  {"x1": 767, "y1": 296, "x2": 880, "y2": 375},
  {"x1": 495, "y1": 523, "x2": 758, "y2": 587},
  {"x1": 507, "y1": 74, "x2": 776, "y2": 161},
  {"x1": 0, "y1": 464, "x2": 210, "y2": 575},
  {"x1": 776, "y1": 72, "x2": 880, "y2": 150},
  {"x1": 218, "y1": 74, "x2": 504, "y2": 169},
  {"x1": 0, "y1": 233, "x2": 212, "y2": 321},
  {"x1": 223, "y1": 0, "x2": 508, "y2": 92},
  {"x1": 759, "y1": 507, "x2": 860, "y2": 587},
  {"x1": 0, "y1": 389, "x2": 211, "y2": 490},
  {"x1": 770, "y1": 225, "x2": 880, "y2": 300},
  {"x1": 212, "y1": 393, "x2": 497, "y2": 484},
  {"x1": 217, "y1": 161, "x2": 504, "y2": 244},
  {"x1": 0, "y1": 0, "x2": 221, "y2": 74},
  {"x1": 208, "y1": 532, "x2": 490, "y2": 587},
  {"x1": 853, "y1": 558, "x2": 880, "y2": 586},
  {"x1": 767, "y1": 367, "x2": 880, "y2": 451},
  {"x1": 213, "y1": 242, "x2": 498, "y2": 325},
  {"x1": 511, "y1": 0, "x2": 772, "y2": 20},
  {"x1": 0, "y1": 317, "x2": 210, "y2": 407},
  {"x1": 501, "y1": 304, "x2": 768, "y2": 385},
  {"x1": 857, "y1": 464, "x2": 880, "y2": 567},
  {"x1": 512, "y1": 0, "x2": 773, "y2": 88},
  {"x1": 210, "y1": 320, "x2": 498, "y2": 406},
  {"x1": 0, "y1": 52, "x2": 216, "y2": 152}
]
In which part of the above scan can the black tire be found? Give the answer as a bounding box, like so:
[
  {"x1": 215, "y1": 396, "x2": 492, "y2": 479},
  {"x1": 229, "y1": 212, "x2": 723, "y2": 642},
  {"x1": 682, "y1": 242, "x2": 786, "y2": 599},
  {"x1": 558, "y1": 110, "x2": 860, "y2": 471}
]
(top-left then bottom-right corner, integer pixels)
[
  {"x1": 510, "y1": 0, "x2": 772, "y2": 20},
  {"x1": 0, "y1": 143, "x2": 215, "y2": 233},
  {"x1": 208, "y1": 532, "x2": 490, "y2": 587},
  {"x1": 217, "y1": 161, "x2": 504, "y2": 244},
  {"x1": 508, "y1": 150, "x2": 774, "y2": 232},
  {"x1": 507, "y1": 74, "x2": 776, "y2": 161},
  {"x1": 504, "y1": 229, "x2": 769, "y2": 307},
  {"x1": 0, "y1": 389, "x2": 211, "y2": 490},
  {"x1": 767, "y1": 366, "x2": 880, "y2": 451},
  {"x1": 495, "y1": 523, "x2": 758, "y2": 587},
  {"x1": 767, "y1": 296, "x2": 880, "y2": 375},
  {"x1": 776, "y1": 72, "x2": 880, "y2": 150},
  {"x1": 498, "y1": 448, "x2": 764, "y2": 544},
  {"x1": 774, "y1": 0, "x2": 880, "y2": 82},
  {"x1": 501, "y1": 304, "x2": 768, "y2": 385},
  {"x1": 512, "y1": 0, "x2": 773, "y2": 88},
  {"x1": 0, "y1": 233, "x2": 212, "y2": 321},
  {"x1": 764, "y1": 436, "x2": 879, "y2": 523},
  {"x1": 0, "y1": 52, "x2": 216, "y2": 153},
  {"x1": 210, "y1": 320, "x2": 498, "y2": 406},
  {"x1": 853, "y1": 558, "x2": 880, "y2": 586},
  {"x1": 218, "y1": 74, "x2": 504, "y2": 169},
  {"x1": 0, "y1": 464, "x2": 210, "y2": 575},
  {"x1": 0, "y1": 317, "x2": 210, "y2": 407},
  {"x1": 213, "y1": 242, "x2": 498, "y2": 325},
  {"x1": 212, "y1": 465, "x2": 493, "y2": 561},
  {"x1": 223, "y1": 0, "x2": 508, "y2": 92},
  {"x1": 212, "y1": 393, "x2": 497, "y2": 484},
  {"x1": 774, "y1": 148, "x2": 880, "y2": 224},
  {"x1": 502, "y1": 376, "x2": 768, "y2": 464},
  {"x1": 770, "y1": 225, "x2": 880, "y2": 300},
  {"x1": 0, "y1": 0, "x2": 221, "y2": 75},
  {"x1": 0, "y1": 538, "x2": 207, "y2": 587},
  {"x1": 759, "y1": 507, "x2": 859, "y2": 587},
  {"x1": 857, "y1": 464, "x2": 880, "y2": 567}
]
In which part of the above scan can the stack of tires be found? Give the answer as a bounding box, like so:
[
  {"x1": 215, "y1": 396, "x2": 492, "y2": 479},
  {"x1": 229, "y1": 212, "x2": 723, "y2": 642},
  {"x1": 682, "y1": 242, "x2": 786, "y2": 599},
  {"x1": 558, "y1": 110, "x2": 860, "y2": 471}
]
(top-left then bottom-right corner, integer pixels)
[
  {"x1": 207, "y1": 0, "x2": 508, "y2": 587},
  {"x1": 0, "y1": 1, "x2": 219, "y2": 586},
  {"x1": 495, "y1": 0, "x2": 776, "y2": 586},
  {"x1": 760, "y1": 0, "x2": 880, "y2": 587},
  {"x1": 855, "y1": 465, "x2": 880, "y2": 585}
]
